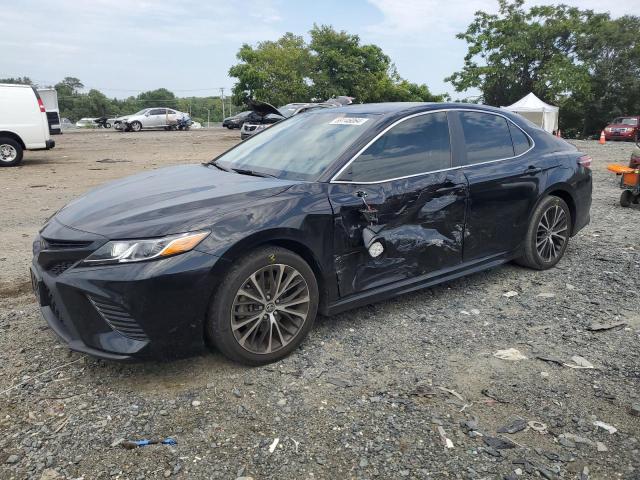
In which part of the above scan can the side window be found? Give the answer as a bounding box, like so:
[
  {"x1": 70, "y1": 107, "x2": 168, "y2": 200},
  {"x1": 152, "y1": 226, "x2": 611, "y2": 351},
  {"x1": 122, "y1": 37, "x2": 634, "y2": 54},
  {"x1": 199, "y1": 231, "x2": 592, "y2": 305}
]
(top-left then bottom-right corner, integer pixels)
[
  {"x1": 508, "y1": 122, "x2": 531, "y2": 156},
  {"x1": 459, "y1": 112, "x2": 514, "y2": 164},
  {"x1": 150, "y1": 108, "x2": 166, "y2": 115},
  {"x1": 337, "y1": 112, "x2": 451, "y2": 182}
]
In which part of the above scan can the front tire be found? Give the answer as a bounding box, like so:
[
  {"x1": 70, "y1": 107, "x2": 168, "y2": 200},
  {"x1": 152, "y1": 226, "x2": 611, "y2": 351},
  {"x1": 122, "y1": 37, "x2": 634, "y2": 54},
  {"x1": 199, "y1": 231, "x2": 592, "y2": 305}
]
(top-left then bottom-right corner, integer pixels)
[
  {"x1": 0, "y1": 137, "x2": 24, "y2": 167},
  {"x1": 516, "y1": 196, "x2": 571, "y2": 270},
  {"x1": 206, "y1": 246, "x2": 318, "y2": 365},
  {"x1": 130, "y1": 121, "x2": 142, "y2": 132}
]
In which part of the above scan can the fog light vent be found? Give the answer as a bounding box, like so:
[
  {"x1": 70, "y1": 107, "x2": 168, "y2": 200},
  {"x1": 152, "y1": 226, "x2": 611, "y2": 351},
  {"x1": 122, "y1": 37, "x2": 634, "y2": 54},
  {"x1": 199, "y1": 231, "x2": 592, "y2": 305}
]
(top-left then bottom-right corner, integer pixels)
[{"x1": 88, "y1": 295, "x2": 148, "y2": 341}]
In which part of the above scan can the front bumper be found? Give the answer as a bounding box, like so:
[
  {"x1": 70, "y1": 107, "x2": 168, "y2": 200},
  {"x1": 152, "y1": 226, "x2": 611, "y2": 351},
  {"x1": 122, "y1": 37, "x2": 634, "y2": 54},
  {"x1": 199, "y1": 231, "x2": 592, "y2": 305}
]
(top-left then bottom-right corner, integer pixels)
[
  {"x1": 31, "y1": 221, "x2": 225, "y2": 360},
  {"x1": 605, "y1": 131, "x2": 636, "y2": 141}
]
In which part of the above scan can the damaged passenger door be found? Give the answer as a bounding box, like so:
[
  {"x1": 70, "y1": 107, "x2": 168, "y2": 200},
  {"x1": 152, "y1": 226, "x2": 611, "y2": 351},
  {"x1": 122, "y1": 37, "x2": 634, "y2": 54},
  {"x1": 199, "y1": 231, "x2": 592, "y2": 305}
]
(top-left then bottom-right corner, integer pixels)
[{"x1": 329, "y1": 111, "x2": 468, "y2": 297}]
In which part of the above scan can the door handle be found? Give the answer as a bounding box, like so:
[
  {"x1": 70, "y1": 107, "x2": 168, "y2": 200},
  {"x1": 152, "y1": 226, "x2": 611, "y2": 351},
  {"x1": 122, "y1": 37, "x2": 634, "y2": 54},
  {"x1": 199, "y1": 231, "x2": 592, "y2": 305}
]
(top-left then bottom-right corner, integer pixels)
[{"x1": 525, "y1": 166, "x2": 542, "y2": 174}]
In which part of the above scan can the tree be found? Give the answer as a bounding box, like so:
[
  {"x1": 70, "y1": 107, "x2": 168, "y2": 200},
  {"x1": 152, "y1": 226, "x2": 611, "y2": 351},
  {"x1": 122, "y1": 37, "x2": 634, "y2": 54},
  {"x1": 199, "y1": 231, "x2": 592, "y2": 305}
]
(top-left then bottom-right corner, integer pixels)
[
  {"x1": 308, "y1": 25, "x2": 392, "y2": 102},
  {"x1": 446, "y1": 0, "x2": 591, "y2": 107},
  {"x1": 0, "y1": 76, "x2": 33, "y2": 85},
  {"x1": 229, "y1": 26, "x2": 445, "y2": 106},
  {"x1": 229, "y1": 33, "x2": 312, "y2": 106},
  {"x1": 57, "y1": 77, "x2": 84, "y2": 95},
  {"x1": 447, "y1": 0, "x2": 640, "y2": 136}
]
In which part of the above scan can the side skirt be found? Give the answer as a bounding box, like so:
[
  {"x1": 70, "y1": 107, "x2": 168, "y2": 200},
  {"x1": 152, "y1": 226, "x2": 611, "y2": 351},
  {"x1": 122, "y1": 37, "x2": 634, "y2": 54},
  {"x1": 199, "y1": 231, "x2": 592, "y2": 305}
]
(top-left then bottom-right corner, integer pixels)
[{"x1": 324, "y1": 251, "x2": 517, "y2": 316}]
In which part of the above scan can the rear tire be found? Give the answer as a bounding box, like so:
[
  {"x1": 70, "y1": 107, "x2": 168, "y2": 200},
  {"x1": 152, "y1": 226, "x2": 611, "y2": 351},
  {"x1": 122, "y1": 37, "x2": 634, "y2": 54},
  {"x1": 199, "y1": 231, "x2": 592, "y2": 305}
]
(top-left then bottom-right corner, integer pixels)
[
  {"x1": 515, "y1": 196, "x2": 571, "y2": 270},
  {"x1": 206, "y1": 246, "x2": 318, "y2": 365},
  {"x1": 0, "y1": 137, "x2": 24, "y2": 167},
  {"x1": 620, "y1": 190, "x2": 633, "y2": 207}
]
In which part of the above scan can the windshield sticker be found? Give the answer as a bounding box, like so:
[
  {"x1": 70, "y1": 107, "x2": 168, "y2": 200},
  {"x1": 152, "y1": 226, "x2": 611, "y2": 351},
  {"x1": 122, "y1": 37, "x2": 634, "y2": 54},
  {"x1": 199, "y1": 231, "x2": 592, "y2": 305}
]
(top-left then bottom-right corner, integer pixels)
[{"x1": 329, "y1": 117, "x2": 369, "y2": 126}]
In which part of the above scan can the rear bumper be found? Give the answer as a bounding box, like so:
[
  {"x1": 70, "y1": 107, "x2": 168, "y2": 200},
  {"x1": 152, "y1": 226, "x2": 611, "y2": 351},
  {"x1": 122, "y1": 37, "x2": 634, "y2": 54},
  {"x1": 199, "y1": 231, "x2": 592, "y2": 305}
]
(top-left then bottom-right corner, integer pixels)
[{"x1": 572, "y1": 173, "x2": 592, "y2": 235}]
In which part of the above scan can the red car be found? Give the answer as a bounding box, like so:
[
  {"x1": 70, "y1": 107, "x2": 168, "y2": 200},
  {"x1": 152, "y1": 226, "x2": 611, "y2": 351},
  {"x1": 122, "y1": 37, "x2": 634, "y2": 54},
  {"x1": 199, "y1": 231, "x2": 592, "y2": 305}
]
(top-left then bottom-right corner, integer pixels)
[{"x1": 604, "y1": 116, "x2": 639, "y2": 141}]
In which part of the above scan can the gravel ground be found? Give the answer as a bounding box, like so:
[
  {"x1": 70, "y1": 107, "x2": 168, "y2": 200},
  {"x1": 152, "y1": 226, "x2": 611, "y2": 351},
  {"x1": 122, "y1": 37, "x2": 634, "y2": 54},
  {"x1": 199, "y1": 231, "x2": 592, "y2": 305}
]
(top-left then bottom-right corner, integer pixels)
[{"x1": 0, "y1": 131, "x2": 639, "y2": 480}]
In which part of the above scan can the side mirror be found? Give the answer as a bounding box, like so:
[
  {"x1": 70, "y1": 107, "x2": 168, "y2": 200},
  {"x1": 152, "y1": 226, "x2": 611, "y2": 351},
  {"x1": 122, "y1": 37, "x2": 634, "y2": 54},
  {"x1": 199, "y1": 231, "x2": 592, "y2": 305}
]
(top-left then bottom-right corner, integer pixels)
[{"x1": 145, "y1": 112, "x2": 150, "y2": 117}]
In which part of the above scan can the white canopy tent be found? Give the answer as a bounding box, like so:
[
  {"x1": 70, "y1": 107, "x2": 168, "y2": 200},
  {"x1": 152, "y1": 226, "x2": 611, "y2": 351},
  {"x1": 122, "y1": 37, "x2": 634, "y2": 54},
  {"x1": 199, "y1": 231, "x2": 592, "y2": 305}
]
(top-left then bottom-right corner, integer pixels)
[{"x1": 501, "y1": 93, "x2": 559, "y2": 133}]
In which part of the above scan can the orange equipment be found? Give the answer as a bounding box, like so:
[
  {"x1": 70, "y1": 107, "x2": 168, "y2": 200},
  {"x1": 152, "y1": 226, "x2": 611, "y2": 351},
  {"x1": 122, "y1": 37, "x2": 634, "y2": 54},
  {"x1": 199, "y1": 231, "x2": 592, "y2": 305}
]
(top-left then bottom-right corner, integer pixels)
[
  {"x1": 599, "y1": 130, "x2": 606, "y2": 145},
  {"x1": 607, "y1": 163, "x2": 640, "y2": 207}
]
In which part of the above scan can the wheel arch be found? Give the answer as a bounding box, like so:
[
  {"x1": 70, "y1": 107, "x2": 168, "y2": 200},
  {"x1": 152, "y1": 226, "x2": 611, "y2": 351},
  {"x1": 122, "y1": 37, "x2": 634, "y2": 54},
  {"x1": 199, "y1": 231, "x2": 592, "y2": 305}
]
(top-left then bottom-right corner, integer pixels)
[
  {"x1": 0, "y1": 131, "x2": 26, "y2": 149},
  {"x1": 215, "y1": 228, "x2": 330, "y2": 311},
  {"x1": 542, "y1": 185, "x2": 577, "y2": 235}
]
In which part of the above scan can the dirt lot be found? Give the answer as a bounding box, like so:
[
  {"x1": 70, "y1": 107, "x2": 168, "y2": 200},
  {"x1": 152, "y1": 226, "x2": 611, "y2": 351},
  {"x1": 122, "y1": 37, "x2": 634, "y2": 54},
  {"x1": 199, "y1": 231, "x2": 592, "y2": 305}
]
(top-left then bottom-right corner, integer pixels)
[{"x1": 0, "y1": 129, "x2": 639, "y2": 480}]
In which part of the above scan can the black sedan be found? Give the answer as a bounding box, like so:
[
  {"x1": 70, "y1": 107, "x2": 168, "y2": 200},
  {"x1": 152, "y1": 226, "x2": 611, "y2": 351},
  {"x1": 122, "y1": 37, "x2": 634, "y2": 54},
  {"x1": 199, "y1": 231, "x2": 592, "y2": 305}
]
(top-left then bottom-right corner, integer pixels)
[
  {"x1": 222, "y1": 111, "x2": 251, "y2": 129},
  {"x1": 30, "y1": 103, "x2": 592, "y2": 364}
]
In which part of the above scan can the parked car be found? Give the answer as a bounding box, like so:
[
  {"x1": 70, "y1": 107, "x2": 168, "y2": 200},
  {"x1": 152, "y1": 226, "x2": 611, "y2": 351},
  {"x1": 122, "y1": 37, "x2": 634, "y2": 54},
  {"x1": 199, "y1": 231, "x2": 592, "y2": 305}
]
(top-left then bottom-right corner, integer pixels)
[
  {"x1": 0, "y1": 83, "x2": 55, "y2": 166},
  {"x1": 37, "y1": 88, "x2": 62, "y2": 135},
  {"x1": 240, "y1": 101, "x2": 329, "y2": 140},
  {"x1": 76, "y1": 118, "x2": 98, "y2": 128},
  {"x1": 604, "y1": 116, "x2": 639, "y2": 141},
  {"x1": 30, "y1": 103, "x2": 591, "y2": 363},
  {"x1": 60, "y1": 118, "x2": 75, "y2": 130},
  {"x1": 222, "y1": 111, "x2": 251, "y2": 129},
  {"x1": 114, "y1": 108, "x2": 186, "y2": 132}
]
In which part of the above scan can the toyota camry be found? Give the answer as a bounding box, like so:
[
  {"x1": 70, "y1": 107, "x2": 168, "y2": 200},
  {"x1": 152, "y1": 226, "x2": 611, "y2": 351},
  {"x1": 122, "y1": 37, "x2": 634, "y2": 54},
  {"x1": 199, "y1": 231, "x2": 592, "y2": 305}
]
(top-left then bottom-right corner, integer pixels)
[{"x1": 30, "y1": 103, "x2": 592, "y2": 364}]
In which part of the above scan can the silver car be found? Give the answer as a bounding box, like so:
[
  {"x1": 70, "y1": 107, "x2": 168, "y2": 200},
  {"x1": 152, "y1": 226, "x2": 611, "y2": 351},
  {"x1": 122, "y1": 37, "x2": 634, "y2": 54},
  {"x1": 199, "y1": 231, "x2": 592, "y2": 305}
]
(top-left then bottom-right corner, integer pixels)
[{"x1": 114, "y1": 108, "x2": 186, "y2": 132}]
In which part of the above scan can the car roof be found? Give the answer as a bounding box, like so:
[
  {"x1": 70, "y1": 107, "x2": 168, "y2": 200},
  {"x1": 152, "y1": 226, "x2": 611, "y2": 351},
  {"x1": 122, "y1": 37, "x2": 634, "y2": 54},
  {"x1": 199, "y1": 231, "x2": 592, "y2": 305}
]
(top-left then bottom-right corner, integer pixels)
[
  {"x1": 323, "y1": 102, "x2": 513, "y2": 116},
  {"x1": 0, "y1": 83, "x2": 33, "y2": 88}
]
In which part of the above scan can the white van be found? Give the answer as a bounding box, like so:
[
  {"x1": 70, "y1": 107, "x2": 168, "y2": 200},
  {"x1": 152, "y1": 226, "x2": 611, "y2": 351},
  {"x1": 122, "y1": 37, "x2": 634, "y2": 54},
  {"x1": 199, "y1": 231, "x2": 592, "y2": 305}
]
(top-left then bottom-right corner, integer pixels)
[{"x1": 0, "y1": 84, "x2": 55, "y2": 167}]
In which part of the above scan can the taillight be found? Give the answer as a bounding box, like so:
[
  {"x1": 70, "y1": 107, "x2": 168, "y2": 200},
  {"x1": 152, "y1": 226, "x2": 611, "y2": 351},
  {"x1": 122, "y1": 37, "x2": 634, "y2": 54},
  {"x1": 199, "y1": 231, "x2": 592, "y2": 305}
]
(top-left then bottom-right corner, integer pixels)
[
  {"x1": 578, "y1": 155, "x2": 592, "y2": 169},
  {"x1": 37, "y1": 98, "x2": 46, "y2": 113}
]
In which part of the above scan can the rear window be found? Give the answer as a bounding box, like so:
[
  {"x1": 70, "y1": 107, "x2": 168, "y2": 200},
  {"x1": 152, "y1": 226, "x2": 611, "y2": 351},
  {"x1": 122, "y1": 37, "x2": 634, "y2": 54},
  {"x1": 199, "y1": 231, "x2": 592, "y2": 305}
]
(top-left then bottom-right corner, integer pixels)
[
  {"x1": 508, "y1": 122, "x2": 531, "y2": 156},
  {"x1": 459, "y1": 112, "x2": 514, "y2": 164}
]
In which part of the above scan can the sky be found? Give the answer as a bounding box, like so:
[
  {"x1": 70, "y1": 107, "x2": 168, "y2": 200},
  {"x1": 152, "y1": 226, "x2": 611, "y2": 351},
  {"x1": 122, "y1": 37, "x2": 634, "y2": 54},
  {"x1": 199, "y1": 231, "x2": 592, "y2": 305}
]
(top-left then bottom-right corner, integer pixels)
[{"x1": 1, "y1": 0, "x2": 636, "y2": 100}]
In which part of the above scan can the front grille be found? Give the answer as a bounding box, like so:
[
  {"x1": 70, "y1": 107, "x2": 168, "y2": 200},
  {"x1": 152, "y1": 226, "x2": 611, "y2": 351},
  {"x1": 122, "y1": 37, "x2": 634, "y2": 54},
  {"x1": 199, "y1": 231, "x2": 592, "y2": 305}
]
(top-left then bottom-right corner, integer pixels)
[
  {"x1": 42, "y1": 238, "x2": 93, "y2": 250},
  {"x1": 48, "y1": 261, "x2": 76, "y2": 276},
  {"x1": 88, "y1": 296, "x2": 148, "y2": 341}
]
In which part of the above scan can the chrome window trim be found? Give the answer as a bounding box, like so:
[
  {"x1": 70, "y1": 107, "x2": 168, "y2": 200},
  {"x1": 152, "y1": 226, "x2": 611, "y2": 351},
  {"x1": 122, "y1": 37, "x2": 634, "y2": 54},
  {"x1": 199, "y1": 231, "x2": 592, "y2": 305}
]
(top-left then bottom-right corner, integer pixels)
[{"x1": 330, "y1": 108, "x2": 536, "y2": 185}]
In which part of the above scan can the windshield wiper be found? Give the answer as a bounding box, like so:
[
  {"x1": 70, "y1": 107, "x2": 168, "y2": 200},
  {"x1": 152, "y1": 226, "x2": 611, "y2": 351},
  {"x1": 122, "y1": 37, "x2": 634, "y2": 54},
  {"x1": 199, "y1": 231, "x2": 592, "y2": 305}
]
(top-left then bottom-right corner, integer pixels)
[
  {"x1": 231, "y1": 168, "x2": 277, "y2": 178},
  {"x1": 207, "y1": 161, "x2": 230, "y2": 172}
]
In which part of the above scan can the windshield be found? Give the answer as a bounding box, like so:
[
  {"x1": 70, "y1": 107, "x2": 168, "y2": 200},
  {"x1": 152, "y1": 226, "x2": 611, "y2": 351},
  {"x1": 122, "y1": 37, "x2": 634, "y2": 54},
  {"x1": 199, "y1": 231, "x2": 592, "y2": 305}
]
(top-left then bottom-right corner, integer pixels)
[
  {"x1": 613, "y1": 117, "x2": 638, "y2": 126},
  {"x1": 215, "y1": 111, "x2": 378, "y2": 181},
  {"x1": 132, "y1": 109, "x2": 148, "y2": 116}
]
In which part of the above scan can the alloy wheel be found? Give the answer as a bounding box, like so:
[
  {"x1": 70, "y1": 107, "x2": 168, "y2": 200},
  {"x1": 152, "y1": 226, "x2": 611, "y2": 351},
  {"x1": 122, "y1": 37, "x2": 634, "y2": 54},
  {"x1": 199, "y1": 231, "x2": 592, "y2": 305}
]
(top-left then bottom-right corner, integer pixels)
[
  {"x1": 536, "y1": 205, "x2": 568, "y2": 262},
  {"x1": 0, "y1": 144, "x2": 17, "y2": 163},
  {"x1": 231, "y1": 264, "x2": 310, "y2": 355}
]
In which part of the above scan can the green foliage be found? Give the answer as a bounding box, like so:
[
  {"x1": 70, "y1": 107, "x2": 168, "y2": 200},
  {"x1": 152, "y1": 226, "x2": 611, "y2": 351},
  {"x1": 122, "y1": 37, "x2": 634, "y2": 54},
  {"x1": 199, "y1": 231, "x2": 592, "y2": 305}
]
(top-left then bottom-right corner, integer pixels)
[
  {"x1": 229, "y1": 25, "x2": 445, "y2": 106},
  {"x1": 229, "y1": 33, "x2": 312, "y2": 107},
  {"x1": 0, "y1": 77, "x2": 33, "y2": 85},
  {"x1": 448, "y1": 0, "x2": 640, "y2": 136}
]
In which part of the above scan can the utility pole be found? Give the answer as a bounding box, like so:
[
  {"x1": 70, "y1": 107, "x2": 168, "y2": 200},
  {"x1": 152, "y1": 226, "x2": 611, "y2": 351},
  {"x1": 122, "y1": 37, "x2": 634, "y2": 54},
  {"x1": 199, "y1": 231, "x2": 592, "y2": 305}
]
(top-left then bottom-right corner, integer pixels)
[
  {"x1": 220, "y1": 88, "x2": 225, "y2": 120},
  {"x1": 207, "y1": 109, "x2": 210, "y2": 128}
]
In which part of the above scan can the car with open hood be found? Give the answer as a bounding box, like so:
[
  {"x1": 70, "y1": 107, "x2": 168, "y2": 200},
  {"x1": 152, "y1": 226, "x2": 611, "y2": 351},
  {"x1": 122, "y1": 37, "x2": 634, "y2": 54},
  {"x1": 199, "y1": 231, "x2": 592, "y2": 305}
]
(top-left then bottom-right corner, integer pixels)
[
  {"x1": 31, "y1": 102, "x2": 592, "y2": 364},
  {"x1": 239, "y1": 101, "x2": 332, "y2": 139}
]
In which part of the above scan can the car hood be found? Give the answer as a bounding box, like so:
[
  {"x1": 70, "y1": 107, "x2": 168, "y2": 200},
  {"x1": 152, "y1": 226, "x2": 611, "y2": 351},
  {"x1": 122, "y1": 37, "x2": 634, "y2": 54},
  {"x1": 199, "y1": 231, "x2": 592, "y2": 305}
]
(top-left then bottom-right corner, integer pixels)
[
  {"x1": 608, "y1": 123, "x2": 637, "y2": 129},
  {"x1": 246, "y1": 99, "x2": 282, "y2": 117},
  {"x1": 53, "y1": 165, "x2": 297, "y2": 239}
]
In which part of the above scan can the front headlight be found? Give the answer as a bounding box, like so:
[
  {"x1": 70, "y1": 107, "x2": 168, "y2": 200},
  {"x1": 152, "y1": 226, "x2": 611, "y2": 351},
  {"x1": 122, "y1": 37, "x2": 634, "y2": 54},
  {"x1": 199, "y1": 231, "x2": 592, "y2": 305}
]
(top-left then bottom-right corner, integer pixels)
[
  {"x1": 84, "y1": 231, "x2": 209, "y2": 265},
  {"x1": 605, "y1": 127, "x2": 612, "y2": 132}
]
